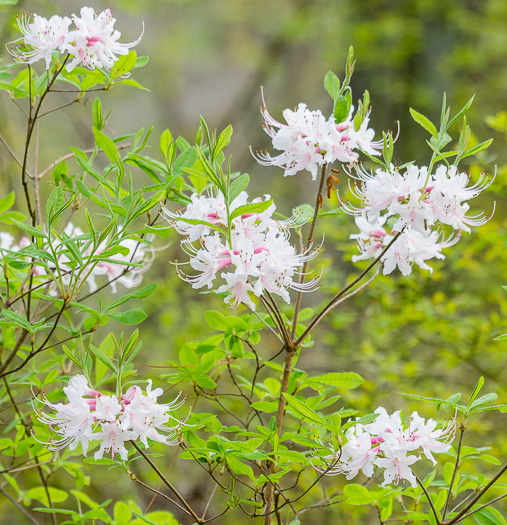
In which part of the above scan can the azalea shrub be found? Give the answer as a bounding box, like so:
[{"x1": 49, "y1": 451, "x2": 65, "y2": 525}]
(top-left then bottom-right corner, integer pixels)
[{"x1": 0, "y1": 6, "x2": 505, "y2": 525}]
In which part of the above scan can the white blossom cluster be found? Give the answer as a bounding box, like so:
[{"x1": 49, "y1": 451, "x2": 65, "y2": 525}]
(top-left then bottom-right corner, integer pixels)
[
  {"x1": 0, "y1": 223, "x2": 150, "y2": 294},
  {"x1": 163, "y1": 191, "x2": 319, "y2": 309},
  {"x1": 346, "y1": 164, "x2": 493, "y2": 275},
  {"x1": 314, "y1": 407, "x2": 456, "y2": 487},
  {"x1": 33, "y1": 375, "x2": 186, "y2": 460},
  {"x1": 253, "y1": 91, "x2": 381, "y2": 180},
  {"x1": 9, "y1": 6, "x2": 142, "y2": 71}
]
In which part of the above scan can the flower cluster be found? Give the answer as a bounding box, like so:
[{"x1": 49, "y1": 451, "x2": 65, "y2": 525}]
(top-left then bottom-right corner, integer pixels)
[
  {"x1": 253, "y1": 91, "x2": 381, "y2": 180},
  {"x1": 346, "y1": 164, "x2": 493, "y2": 275},
  {"x1": 33, "y1": 375, "x2": 186, "y2": 460},
  {"x1": 314, "y1": 407, "x2": 456, "y2": 487},
  {"x1": 163, "y1": 191, "x2": 319, "y2": 309},
  {"x1": 9, "y1": 7, "x2": 142, "y2": 71},
  {"x1": 0, "y1": 223, "x2": 151, "y2": 294}
]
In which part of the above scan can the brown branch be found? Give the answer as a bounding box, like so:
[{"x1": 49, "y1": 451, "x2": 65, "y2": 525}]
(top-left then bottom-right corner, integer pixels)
[
  {"x1": 444, "y1": 462, "x2": 507, "y2": 525},
  {"x1": 296, "y1": 230, "x2": 403, "y2": 347},
  {"x1": 3, "y1": 378, "x2": 56, "y2": 525},
  {"x1": 454, "y1": 493, "x2": 507, "y2": 522},
  {"x1": 0, "y1": 485, "x2": 40, "y2": 525},
  {"x1": 416, "y1": 473, "x2": 440, "y2": 525},
  {"x1": 130, "y1": 440, "x2": 204, "y2": 524},
  {"x1": 291, "y1": 162, "x2": 326, "y2": 339},
  {"x1": 442, "y1": 425, "x2": 465, "y2": 519}
]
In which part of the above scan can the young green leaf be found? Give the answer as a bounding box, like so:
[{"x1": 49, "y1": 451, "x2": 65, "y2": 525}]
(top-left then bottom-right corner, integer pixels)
[
  {"x1": 282, "y1": 393, "x2": 326, "y2": 425},
  {"x1": 409, "y1": 108, "x2": 438, "y2": 138},
  {"x1": 324, "y1": 71, "x2": 341, "y2": 101}
]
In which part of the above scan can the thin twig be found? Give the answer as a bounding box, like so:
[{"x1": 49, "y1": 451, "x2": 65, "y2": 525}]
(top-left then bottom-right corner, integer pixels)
[
  {"x1": 454, "y1": 493, "x2": 507, "y2": 522},
  {"x1": 3, "y1": 378, "x2": 57, "y2": 525},
  {"x1": 291, "y1": 163, "x2": 327, "y2": 339},
  {"x1": 130, "y1": 440, "x2": 204, "y2": 524},
  {"x1": 0, "y1": 485, "x2": 40, "y2": 525},
  {"x1": 416, "y1": 473, "x2": 440, "y2": 524},
  {"x1": 442, "y1": 425, "x2": 465, "y2": 519},
  {"x1": 201, "y1": 482, "x2": 218, "y2": 520},
  {"x1": 296, "y1": 230, "x2": 403, "y2": 346},
  {"x1": 129, "y1": 473, "x2": 191, "y2": 515},
  {"x1": 0, "y1": 133, "x2": 23, "y2": 169},
  {"x1": 444, "y1": 463, "x2": 507, "y2": 525}
]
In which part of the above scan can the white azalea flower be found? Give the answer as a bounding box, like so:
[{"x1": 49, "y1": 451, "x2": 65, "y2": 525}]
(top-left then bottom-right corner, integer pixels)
[
  {"x1": 313, "y1": 406, "x2": 456, "y2": 489},
  {"x1": 166, "y1": 191, "x2": 320, "y2": 309},
  {"x1": 33, "y1": 375, "x2": 187, "y2": 460}
]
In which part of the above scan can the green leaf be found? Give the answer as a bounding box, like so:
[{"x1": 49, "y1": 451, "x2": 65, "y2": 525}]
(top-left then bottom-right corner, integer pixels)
[
  {"x1": 212, "y1": 125, "x2": 233, "y2": 161},
  {"x1": 379, "y1": 496, "x2": 393, "y2": 521},
  {"x1": 250, "y1": 401, "x2": 278, "y2": 413},
  {"x1": 62, "y1": 344, "x2": 82, "y2": 368},
  {"x1": 410, "y1": 108, "x2": 438, "y2": 137},
  {"x1": 24, "y1": 487, "x2": 68, "y2": 507},
  {"x1": 460, "y1": 138, "x2": 494, "y2": 159},
  {"x1": 92, "y1": 97, "x2": 103, "y2": 130},
  {"x1": 175, "y1": 217, "x2": 226, "y2": 236},
  {"x1": 343, "y1": 484, "x2": 373, "y2": 505},
  {"x1": 304, "y1": 372, "x2": 363, "y2": 390},
  {"x1": 173, "y1": 147, "x2": 198, "y2": 176},
  {"x1": 467, "y1": 376, "x2": 485, "y2": 410},
  {"x1": 111, "y1": 50, "x2": 137, "y2": 78},
  {"x1": 1, "y1": 309, "x2": 33, "y2": 332},
  {"x1": 282, "y1": 393, "x2": 326, "y2": 425},
  {"x1": 334, "y1": 95, "x2": 350, "y2": 123},
  {"x1": 204, "y1": 310, "x2": 229, "y2": 331},
  {"x1": 105, "y1": 284, "x2": 158, "y2": 312},
  {"x1": 447, "y1": 94, "x2": 476, "y2": 129},
  {"x1": 0, "y1": 192, "x2": 15, "y2": 215},
  {"x1": 13, "y1": 220, "x2": 46, "y2": 238},
  {"x1": 90, "y1": 344, "x2": 117, "y2": 373},
  {"x1": 229, "y1": 173, "x2": 250, "y2": 202},
  {"x1": 114, "y1": 79, "x2": 149, "y2": 91},
  {"x1": 324, "y1": 71, "x2": 340, "y2": 101},
  {"x1": 469, "y1": 393, "x2": 498, "y2": 411},
  {"x1": 93, "y1": 127, "x2": 120, "y2": 164},
  {"x1": 113, "y1": 502, "x2": 133, "y2": 525},
  {"x1": 473, "y1": 507, "x2": 507, "y2": 525},
  {"x1": 229, "y1": 200, "x2": 273, "y2": 221},
  {"x1": 227, "y1": 457, "x2": 256, "y2": 482},
  {"x1": 109, "y1": 309, "x2": 147, "y2": 325},
  {"x1": 0, "y1": 211, "x2": 25, "y2": 224}
]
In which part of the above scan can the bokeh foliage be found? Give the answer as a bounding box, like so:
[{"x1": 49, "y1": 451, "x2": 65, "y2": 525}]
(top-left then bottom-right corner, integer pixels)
[{"x1": 0, "y1": 0, "x2": 505, "y2": 523}]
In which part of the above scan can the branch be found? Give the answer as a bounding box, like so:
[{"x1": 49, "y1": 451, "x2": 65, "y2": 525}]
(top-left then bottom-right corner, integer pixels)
[
  {"x1": 130, "y1": 440, "x2": 204, "y2": 524},
  {"x1": 0, "y1": 485, "x2": 40, "y2": 525},
  {"x1": 442, "y1": 425, "x2": 465, "y2": 519},
  {"x1": 444, "y1": 462, "x2": 507, "y2": 525},
  {"x1": 291, "y1": 163, "x2": 326, "y2": 338},
  {"x1": 296, "y1": 230, "x2": 402, "y2": 346},
  {"x1": 0, "y1": 302, "x2": 67, "y2": 379},
  {"x1": 416, "y1": 473, "x2": 440, "y2": 525},
  {"x1": 454, "y1": 493, "x2": 507, "y2": 522},
  {"x1": 128, "y1": 471, "x2": 191, "y2": 516}
]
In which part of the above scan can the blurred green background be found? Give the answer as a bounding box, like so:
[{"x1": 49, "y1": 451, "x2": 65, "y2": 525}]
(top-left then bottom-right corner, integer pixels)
[{"x1": 0, "y1": 0, "x2": 506, "y2": 523}]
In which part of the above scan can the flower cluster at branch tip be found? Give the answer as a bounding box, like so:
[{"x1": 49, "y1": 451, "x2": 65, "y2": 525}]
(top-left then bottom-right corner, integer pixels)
[
  {"x1": 313, "y1": 407, "x2": 456, "y2": 487},
  {"x1": 8, "y1": 7, "x2": 142, "y2": 71},
  {"x1": 345, "y1": 164, "x2": 493, "y2": 275},
  {"x1": 0, "y1": 222, "x2": 151, "y2": 294},
  {"x1": 33, "y1": 375, "x2": 187, "y2": 460},
  {"x1": 253, "y1": 90, "x2": 381, "y2": 180},
  {"x1": 163, "y1": 191, "x2": 320, "y2": 309}
]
